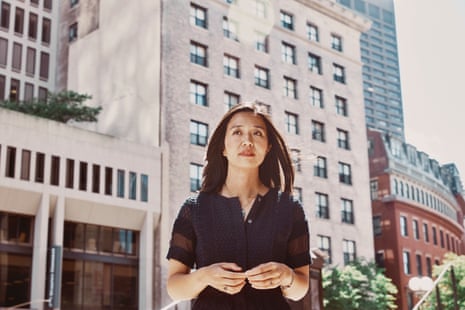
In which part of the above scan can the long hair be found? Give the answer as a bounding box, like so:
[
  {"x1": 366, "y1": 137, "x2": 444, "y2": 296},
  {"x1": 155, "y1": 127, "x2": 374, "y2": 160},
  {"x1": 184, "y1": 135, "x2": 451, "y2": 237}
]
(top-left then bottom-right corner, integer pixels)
[{"x1": 201, "y1": 102, "x2": 294, "y2": 194}]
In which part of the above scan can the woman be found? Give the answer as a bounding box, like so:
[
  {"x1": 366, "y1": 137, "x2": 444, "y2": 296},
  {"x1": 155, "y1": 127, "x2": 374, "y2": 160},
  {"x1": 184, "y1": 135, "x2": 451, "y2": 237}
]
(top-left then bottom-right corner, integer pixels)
[{"x1": 166, "y1": 102, "x2": 311, "y2": 309}]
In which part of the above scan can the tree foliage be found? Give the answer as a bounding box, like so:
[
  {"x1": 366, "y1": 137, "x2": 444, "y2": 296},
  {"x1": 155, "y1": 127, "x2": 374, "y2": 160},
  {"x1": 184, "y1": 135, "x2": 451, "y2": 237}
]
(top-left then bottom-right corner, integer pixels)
[
  {"x1": 0, "y1": 90, "x2": 101, "y2": 123},
  {"x1": 323, "y1": 259, "x2": 398, "y2": 310},
  {"x1": 421, "y1": 253, "x2": 465, "y2": 310}
]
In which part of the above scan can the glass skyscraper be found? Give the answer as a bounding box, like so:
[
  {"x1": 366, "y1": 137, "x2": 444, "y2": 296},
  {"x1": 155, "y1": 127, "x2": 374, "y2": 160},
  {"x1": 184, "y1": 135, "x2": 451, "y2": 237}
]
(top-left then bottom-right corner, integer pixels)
[{"x1": 337, "y1": 0, "x2": 404, "y2": 140}]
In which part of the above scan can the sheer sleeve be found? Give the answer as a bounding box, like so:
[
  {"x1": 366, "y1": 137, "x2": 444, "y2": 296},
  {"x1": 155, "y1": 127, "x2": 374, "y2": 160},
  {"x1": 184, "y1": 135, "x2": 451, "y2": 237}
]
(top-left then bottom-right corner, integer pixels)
[
  {"x1": 166, "y1": 197, "x2": 198, "y2": 268},
  {"x1": 287, "y1": 199, "x2": 311, "y2": 268}
]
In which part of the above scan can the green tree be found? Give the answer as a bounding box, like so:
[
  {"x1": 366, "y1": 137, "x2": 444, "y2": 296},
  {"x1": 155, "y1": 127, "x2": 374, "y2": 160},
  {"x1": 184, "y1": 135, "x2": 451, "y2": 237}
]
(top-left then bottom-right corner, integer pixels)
[
  {"x1": 323, "y1": 259, "x2": 398, "y2": 310},
  {"x1": 421, "y1": 253, "x2": 465, "y2": 310},
  {"x1": 0, "y1": 90, "x2": 101, "y2": 123}
]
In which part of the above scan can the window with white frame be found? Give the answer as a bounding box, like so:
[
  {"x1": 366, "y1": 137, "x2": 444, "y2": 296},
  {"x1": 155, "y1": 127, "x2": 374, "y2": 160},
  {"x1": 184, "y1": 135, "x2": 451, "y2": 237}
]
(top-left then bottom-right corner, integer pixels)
[
  {"x1": 255, "y1": 32, "x2": 268, "y2": 53},
  {"x1": 223, "y1": 16, "x2": 238, "y2": 41},
  {"x1": 310, "y1": 86, "x2": 323, "y2": 108},
  {"x1": 190, "y1": 41, "x2": 207, "y2": 66},
  {"x1": 285, "y1": 111, "x2": 299, "y2": 135},
  {"x1": 291, "y1": 149, "x2": 301, "y2": 172},
  {"x1": 331, "y1": 34, "x2": 343, "y2": 51},
  {"x1": 254, "y1": 0, "x2": 266, "y2": 18},
  {"x1": 338, "y1": 162, "x2": 352, "y2": 185},
  {"x1": 341, "y1": 198, "x2": 354, "y2": 224},
  {"x1": 423, "y1": 223, "x2": 429, "y2": 243},
  {"x1": 333, "y1": 63, "x2": 346, "y2": 83},
  {"x1": 400, "y1": 215, "x2": 408, "y2": 236},
  {"x1": 283, "y1": 76, "x2": 297, "y2": 99},
  {"x1": 315, "y1": 192, "x2": 329, "y2": 219},
  {"x1": 307, "y1": 23, "x2": 319, "y2": 41},
  {"x1": 373, "y1": 216, "x2": 382, "y2": 235},
  {"x1": 403, "y1": 250, "x2": 411, "y2": 274},
  {"x1": 254, "y1": 66, "x2": 269, "y2": 88},
  {"x1": 308, "y1": 53, "x2": 322, "y2": 74},
  {"x1": 190, "y1": 120, "x2": 208, "y2": 146},
  {"x1": 190, "y1": 3, "x2": 207, "y2": 29},
  {"x1": 312, "y1": 120, "x2": 325, "y2": 142},
  {"x1": 413, "y1": 219, "x2": 420, "y2": 240},
  {"x1": 281, "y1": 41, "x2": 296, "y2": 64},
  {"x1": 190, "y1": 163, "x2": 203, "y2": 192},
  {"x1": 343, "y1": 239, "x2": 356, "y2": 265},
  {"x1": 335, "y1": 95, "x2": 348, "y2": 116},
  {"x1": 318, "y1": 235, "x2": 332, "y2": 264},
  {"x1": 280, "y1": 11, "x2": 294, "y2": 30},
  {"x1": 370, "y1": 180, "x2": 378, "y2": 200},
  {"x1": 224, "y1": 54, "x2": 240, "y2": 78},
  {"x1": 337, "y1": 128, "x2": 350, "y2": 150},
  {"x1": 224, "y1": 91, "x2": 239, "y2": 110},
  {"x1": 293, "y1": 187, "x2": 302, "y2": 202},
  {"x1": 190, "y1": 80, "x2": 207, "y2": 106},
  {"x1": 314, "y1": 156, "x2": 327, "y2": 178}
]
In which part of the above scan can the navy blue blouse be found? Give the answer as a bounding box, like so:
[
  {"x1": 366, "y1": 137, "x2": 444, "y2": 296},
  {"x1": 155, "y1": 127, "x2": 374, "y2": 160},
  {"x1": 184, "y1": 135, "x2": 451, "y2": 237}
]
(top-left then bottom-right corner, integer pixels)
[{"x1": 167, "y1": 188, "x2": 311, "y2": 310}]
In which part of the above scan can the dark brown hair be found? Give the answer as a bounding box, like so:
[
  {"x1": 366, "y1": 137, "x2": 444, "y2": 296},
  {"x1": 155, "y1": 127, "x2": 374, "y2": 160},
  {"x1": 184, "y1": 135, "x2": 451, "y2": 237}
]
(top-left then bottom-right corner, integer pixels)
[{"x1": 201, "y1": 102, "x2": 294, "y2": 194}]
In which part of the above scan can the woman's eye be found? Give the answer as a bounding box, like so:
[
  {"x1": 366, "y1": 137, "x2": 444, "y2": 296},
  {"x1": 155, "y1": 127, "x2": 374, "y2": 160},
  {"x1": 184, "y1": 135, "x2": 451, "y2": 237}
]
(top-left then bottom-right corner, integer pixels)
[
  {"x1": 232, "y1": 130, "x2": 241, "y2": 135},
  {"x1": 254, "y1": 131, "x2": 264, "y2": 136}
]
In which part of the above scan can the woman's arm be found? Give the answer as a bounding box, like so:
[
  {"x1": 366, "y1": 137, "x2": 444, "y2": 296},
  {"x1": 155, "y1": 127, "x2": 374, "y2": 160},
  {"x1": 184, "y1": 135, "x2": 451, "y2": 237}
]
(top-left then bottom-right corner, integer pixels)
[{"x1": 167, "y1": 259, "x2": 248, "y2": 301}]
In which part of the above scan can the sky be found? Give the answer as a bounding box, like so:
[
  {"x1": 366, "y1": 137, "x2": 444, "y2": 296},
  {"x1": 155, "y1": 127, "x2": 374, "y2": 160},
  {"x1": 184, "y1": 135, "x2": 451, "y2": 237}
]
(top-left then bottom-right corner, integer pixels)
[{"x1": 394, "y1": 0, "x2": 465, "y2": 179}]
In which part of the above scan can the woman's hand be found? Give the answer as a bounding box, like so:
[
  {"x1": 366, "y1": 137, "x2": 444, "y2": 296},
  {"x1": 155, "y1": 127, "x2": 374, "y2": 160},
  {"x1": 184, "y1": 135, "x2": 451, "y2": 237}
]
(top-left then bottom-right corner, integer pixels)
[
  {"x1": 245, "y1": 262, "x2": 293, "y2": 290},
  {"x1": 200, "y1": 262, "x2": 247, "y2": 295}
]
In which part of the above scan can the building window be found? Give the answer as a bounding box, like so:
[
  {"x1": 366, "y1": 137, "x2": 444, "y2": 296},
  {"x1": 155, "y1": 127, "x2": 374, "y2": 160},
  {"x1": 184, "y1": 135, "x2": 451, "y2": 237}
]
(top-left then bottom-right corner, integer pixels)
[
  {"x1": 335, "y1": 96, "x2": 348, "y2": 116},
  {"x1": 370, "y1": 180, "x2": 378, "y2": 200},
  {"x1": 311, "y1": 120, "x2": 325, "y2": 142},
  {"x1": 20, "y1": 150, "x2": 31, "y2": 180},
  {"x1": 285, "y1": 111, "x2": 299, "y2": 135},
  {"x1": 307, "y1": 23, "x2": 319, "y2": 41},
  {"x1": 26, "y1": 47, "x2": 36, "y2": 76},
  {"x1": 373, "y1": 216, "x2": 382, "y2": 236},
  {"x1": 38, "y1": 87, "x2": 47, "y2": 100},
  {"x1": 223, "y1": 17, "x2": 238, "y2": 41},
  {"x1": 1, "y1": 3, "x2": 10, "y2": 29},
  {"x1": 190, "y1": 120, "x2": 208, "y2": 146},
  {"x1": 254, "y1": 66, "x2": 269, "y2": 88},
  {"x1": 79, "y1": 162, "x2": 88, "y2": 191},
  {"x1": 318, "y1": 235, "x2": 332, "y2": 264},
  {"x1": 92, "y1": 164, "x2": 100, "y2": 193},
  {"x1": 400, "y1": 215, "x2": 408, "y2": 237},
  {"x1": 140, "y1": 174, "x2": 148, "y2": 202},
  {"x1": 423, "y1": 223, "x2": 429, "y2": 243},
  {"x1": 44, "y1": 0, "x2": 52, "y2": 10},
  {"x1": 338, "y1": 162, "x2": 352, "y2": 185},
  {"x1": 190, "y1": 3, "x2": 207, "y2": 29},
  {"x1": 66, "y1": 159, "x2": 74, "y2": 189},
  {"x1": 341, "y1": 198, "x2": 354, "y2": 224},
  {"x1": 14, "y1": 8, "x2": 24, "y2": 35},
  {"x1": 117, "y1": 169, "x2": 125, "y2": 198},
  {"x1": 313, "y1": 156, "x2": 327, "y2": 178},
  {"x1": 129, "y1": 171, "x2": 136, "y2": 200},
  {"x1": 190, "y1": 41, "x2": 207, "y2": 67},
  {"x1": 283, "y1": 77, "x2": 297, "y2": 99},
  {"x1": 291, "y1": 149, "x2": 301, "y2": 172},
  {"x1": 413, "y1": 219, "x2": 420, "y2": 240},
  {"x1": 71, "y1": 0, "x2": 79, "y2": 8},
  {"x1": 254, "y1": 0, "x2": 267, "y2": 18},
  {"x1": 190, "y1": 80, "x2": 207, "y2": 106},
  {"x1": 432, "y1": 226, "x2": 437, "y2": 245},
  {"x1": 12, "y1": 43, "x2": 22, "y2": 72},
  {"x1": 337, "y1": 128, "x2": 350, "y2": 150},
  {"x1": 333, "y1": 63, "x2": 346, "y2": 83},
  {"x1": 224, "y1": 54, "x2": 240, "y2": 78},
  {"x1": 255, "y1": 32, "x2": 268, "y2": 53},
  {"x1": 104, "y1": 167, "x2": 112, "y2": 195},
  {"x1": 310, "y1": 86, "x2": 323, "y2": 108},
  {"x1": 0, "y1": 75, "x2": 4, "y2": 100},
  {"x1": 41, "y1": 17, "x2": 51, "y2": 44},
  {"x1": 5, "y1": 147, "x2": 16, "y2": 178},
  {"x1": 0, "y1": 212, "x2": 33, "y2": 244},
  {"x1": 280, "y1": 11, "x2": 294, "y2": 30},
  {"x1": 331, "y1": 34, "x2": 343, "y2": 52},
  {"x1": 426, "y1": 257, "x2": 432, "y2": 277},
  {"x1": 69, "y1": 23, "x2": 78, "y2": 42},
  {"x1": 416, "y1": 254, "x2": 423, "y2": 276},
  {"x1": 308, "y1": 53, "x2": 322, "y2": 74},
  {"x1": 224, "y1": 91, "x2": 239, "y2": 110},
  {"x1": 343, "y1": 240, "x2": 356, "y2": 265},
  {"x1": 190, "y1": 163, "x2": 203, "y2": 192},
  {"x1": 39, "y1": 52, "x2": 49, "y2": 80},
  {"x1": 293, "y1": 187, "x2": 302, "y2": 202},
  {"x1": 50, "y1": 155, "x2": 60, "y2": 186},
  {"x1": 440, "y1": 230, "x2": 444, "y2": 248},
  {"x1": 9, "y1": 79, "x2": 20, "y2": 101},
  {"x1": 403, "y1": 251, "x2": 411, "y2": 274},
  {"x1": 315, "y1": 192, "x2": 329, "y2": 219},
  {"x1": 281, "y1": 41, "x2": 296, "y2": 64},
  {"x1": 0, "y1": 38, "x2": 7, "y2": 67},
  {"x1": 35, "y1": 152, "x2": 45, "y2": 183}
]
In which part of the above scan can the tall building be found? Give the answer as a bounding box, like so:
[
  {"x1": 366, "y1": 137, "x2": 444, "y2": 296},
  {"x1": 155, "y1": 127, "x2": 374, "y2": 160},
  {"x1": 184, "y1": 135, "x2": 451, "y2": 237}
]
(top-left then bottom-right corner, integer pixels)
[
  {"x1": 337, "y1": 0, "x2": 405, "y2": 140},
  {"x1": 0, "y1": 0, "x2": 58, "y2": 101},
  {"x1": 368, "y1": 129, "x2": 465, "y2": 309}
]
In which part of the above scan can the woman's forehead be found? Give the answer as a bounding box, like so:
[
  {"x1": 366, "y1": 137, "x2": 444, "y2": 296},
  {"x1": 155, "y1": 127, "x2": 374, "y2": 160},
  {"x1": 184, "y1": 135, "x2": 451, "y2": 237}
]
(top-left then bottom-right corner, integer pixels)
[{"x1": 227, "y1": 111, "x2": 267, "y2": 128}]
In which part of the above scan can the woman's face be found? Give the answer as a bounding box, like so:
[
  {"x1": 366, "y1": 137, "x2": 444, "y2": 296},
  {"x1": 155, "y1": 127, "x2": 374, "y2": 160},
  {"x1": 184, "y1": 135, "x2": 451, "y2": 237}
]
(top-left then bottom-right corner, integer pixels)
[{"x1": 223, "y1": 111, "x2": 270, "y2": 170}]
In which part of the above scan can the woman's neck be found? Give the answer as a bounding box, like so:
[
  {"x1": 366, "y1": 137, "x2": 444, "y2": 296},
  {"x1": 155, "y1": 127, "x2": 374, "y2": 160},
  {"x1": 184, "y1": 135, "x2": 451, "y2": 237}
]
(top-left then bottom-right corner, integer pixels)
[{"x1": 221, "y1": 168, "x2": 265, "y2": 199}]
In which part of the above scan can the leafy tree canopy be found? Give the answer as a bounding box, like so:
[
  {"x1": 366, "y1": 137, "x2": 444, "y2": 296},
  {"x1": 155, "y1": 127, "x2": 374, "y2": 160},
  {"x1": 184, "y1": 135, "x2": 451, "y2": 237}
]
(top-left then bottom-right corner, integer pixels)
[
  {"x1": 0, "y1": 90, "x2": 101, "y2": 123},
  {"x1": 323, "y1": 259, "x2": 398, "y2": 310}
]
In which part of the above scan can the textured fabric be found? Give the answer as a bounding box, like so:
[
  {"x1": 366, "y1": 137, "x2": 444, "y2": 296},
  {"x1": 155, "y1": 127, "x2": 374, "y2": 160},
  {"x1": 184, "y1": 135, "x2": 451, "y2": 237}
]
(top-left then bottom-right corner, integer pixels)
[{"x1": 167, "y1": 188, "x2": 311, "y2": 310}]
